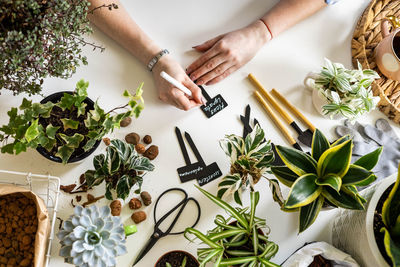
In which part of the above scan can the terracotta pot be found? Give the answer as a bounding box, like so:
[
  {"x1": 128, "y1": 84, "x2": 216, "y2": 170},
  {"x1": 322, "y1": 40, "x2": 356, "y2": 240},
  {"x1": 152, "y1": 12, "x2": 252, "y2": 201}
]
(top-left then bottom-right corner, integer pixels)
[{"x1": 155, "y1": 250, "x2": 199, "y2": 267}]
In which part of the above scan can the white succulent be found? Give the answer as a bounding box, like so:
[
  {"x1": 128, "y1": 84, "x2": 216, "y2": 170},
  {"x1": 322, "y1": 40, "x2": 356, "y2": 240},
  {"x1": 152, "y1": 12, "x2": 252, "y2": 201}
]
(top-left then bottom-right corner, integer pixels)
[{"x1": 57, "y1": 205, "x2": 127, "y2": 267}]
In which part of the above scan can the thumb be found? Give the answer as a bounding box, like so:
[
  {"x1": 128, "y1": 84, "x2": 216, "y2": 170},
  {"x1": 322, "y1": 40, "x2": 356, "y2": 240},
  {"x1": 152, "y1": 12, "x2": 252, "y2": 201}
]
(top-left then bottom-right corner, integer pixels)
[
  {"x1": 183, "y1": 78, "x2": 204, "y2": 105},
  {"x1": 193, "y1": 35, "x2": 223, "y2": 52}
]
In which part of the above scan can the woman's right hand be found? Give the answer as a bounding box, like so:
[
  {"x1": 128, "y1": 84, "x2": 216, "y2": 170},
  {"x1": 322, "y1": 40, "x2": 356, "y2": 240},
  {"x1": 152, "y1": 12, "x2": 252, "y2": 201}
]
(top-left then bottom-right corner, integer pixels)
[{"x1": 152, "y1": 55, "x2": 204, "y2": 110}]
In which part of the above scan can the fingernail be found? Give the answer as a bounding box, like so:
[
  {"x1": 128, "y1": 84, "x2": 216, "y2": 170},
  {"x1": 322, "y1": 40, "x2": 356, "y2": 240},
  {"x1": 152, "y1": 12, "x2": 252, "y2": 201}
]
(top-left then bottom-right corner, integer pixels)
[
  {"x1": 190, "y1": 75, "x2": 196, "y2": 80},
  {"x1": 192, "y1": 45, "x2": 199, "y2": 48},
  {"x1": 196, "y1": 80, "x2": 203, "y2": 85},
  {"x1": 201, "y1": 97, "x2": 207, "y2": 105}
]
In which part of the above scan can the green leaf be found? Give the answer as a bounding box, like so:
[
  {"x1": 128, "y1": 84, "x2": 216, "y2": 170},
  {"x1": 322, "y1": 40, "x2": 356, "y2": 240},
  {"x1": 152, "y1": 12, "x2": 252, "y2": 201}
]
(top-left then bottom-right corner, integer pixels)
[
  {"x1": 331, "y1": 135, "x2": 350, "y2": 146},
  {"x1": 341, "y1": 165, "x2": 373, "y2": 185},
  {"x1": 45, "y1": 125, "x2": 60, "y2": 139},
  {"x1": 249, "y1": 191, "x2": 259, "y2": 230},
  {"x1": 14, "y1": 142, "x2": 27, "y2": 155},
  {"x1": 89, "y1": 102, "x2": 105, "y2": 122},
  {"x1": 77, "y1": 102, "x2": 87, "y2": 117},
  {"x1": 354, "y1": 147, "x2": 382, "y2": 171},
  {"x1": 185, "y1": 228, "x2": 222, "y2": 249},
  {"x1": 317, "y1": 139, "x2": 352, "y2": 178},
  {"x1": 75, "y1": 79, "x2": 89, "y2": 97},
  {"x1": 299, "y1": 195, "x2": 324, "y2": 233},
  {"x1": 316, "y1": 174, "x2": 341, "y2": 192},
  {"x1": 382, "y1": 170, "x2": 400, "y2": 231},
  {"x1": 85, "y1": 170, "x2": 104, "y2": 188},
  {"x1": 60, "y1": 118, "x2": 79, "y2": 130},
  {"x1": 285, "y1": 173, "x2": 321, "y2": 209},
  {"x1": 311, "y1": 129, "x2": 331, "y2": 161},
  {"x1": 322, "y1": 187, "x2": 364, "y2": 210},
  {"x1": 43, "y1": 138, "x2": 56, "y2": 152},
  {"x1": 276, "y1": 145, "x2": 317, "y2": 176},
  {"x1": 58, "y1": 93, "x2": 76, "y2": 111},
  {"x1": 83, "y1": 139, "x2": 98, "y2": 152},
  {"x1": 55, "y1": 145, "x2": 75, "y2": 164},
  {"x1": 381, "y1": 227, "x2": 400, "y2": 266},
  {"x1": 1, "y1": 143, "x2": 14, "y2": 154},
  {"x1": 271, "y1": 166, "x2": 298, "y2": 187},
  {"x1": 25, "y1": 119, "x2": 40, "y2": 142},
  {"x1": 116, "y1": 174, "x2": 134, "y2": 200},
  {"x1": 59, "y1": 133, "x2": 84, "y2": 148},
  {"x1": 107, "y1": 146, "x2": 121, "y2": 174},
  {"x1": 19, "y1": 98, "x2": 32, "y2": 110}
]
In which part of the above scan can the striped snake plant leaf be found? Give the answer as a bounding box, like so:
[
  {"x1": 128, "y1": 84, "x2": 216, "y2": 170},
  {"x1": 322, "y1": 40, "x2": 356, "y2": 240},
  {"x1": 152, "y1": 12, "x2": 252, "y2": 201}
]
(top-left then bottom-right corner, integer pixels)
[
  {"x1": 184, "y1": 228, "x2": 222, "y2": 249},
  {"x1": 353, "y1": 147, "x2": 382, "y2": 171},
  {"x1": 322, "y1": 186, "x2": 364, "y2": 210},
  {"x1": 316, "y1": 174, "x2": 341, "y2": 192},
  {"x1": 285, "y1": 173, "x2": 322, "y2": 209},
  {"x1": 311, "y1": 129, "x2": 331, "y2": 161},
  {"x1": 381, "y1": 227, "x2": 400, "y2": 267},
  {"x1": 299, "y1": 195, "x2": 324, "y2": 233},
  {"x1": 317, "y1": 139, "x2": 352, "y2": 178},
  {"x1": 341, "y1": 164, "x2": 373, "y2": 185},
  {"x1": 382, "y1": 169, "x2": 400, "y2": 234},
  {"x1": 208, "y1": 229, "x2": 247, "y2": 242},
  {"x1": 270, "y1": 166, "x2": 298, "y2": 187},
  {"x1": 355, "y1": 174, "x2": 377, "y2": 187},
  {"x1": 219, "y1": 256, "x2": 258, "y2": 266},
  {"x1": 276, "y1": 145, "x2": 317, "y2": 176}
]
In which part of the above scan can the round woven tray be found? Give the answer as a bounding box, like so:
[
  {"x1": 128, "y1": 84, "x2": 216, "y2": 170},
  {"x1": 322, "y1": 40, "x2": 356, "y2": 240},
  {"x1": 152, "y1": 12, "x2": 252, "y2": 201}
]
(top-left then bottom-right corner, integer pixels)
[{"x1": 352, "y1": 0, "x2": 400, "y2": 124}]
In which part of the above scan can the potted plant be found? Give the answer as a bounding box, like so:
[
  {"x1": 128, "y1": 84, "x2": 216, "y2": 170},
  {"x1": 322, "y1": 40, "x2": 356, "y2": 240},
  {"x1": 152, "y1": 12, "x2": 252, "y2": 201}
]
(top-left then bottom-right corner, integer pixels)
[
  {"x1": 304, "y1": 58, "x2": 380, "y2": 120},
  {"x1": 185, "y1": 186, "x2": 280, "y2": 267},
  {"x1": 217, "y1": 124, "x2": 275, "y2": 205},
  {"x1": 332, "y1": 166, "x2": 400, "y2": 267},
  {"x1": 0, "y1": 0, "x2": 117, "y2": 96},
  {"x1": 57, "y1": 205, "x2": 127, "y2": 267},
  {"x1": 155, "y1": 251, "x2": 199, "y2": 267},
  {"x1": 0, "y1": 79, "x2": 144, "y2": 164},
  {"x1": 269, "y1": 129, "x2": 382, "y2": 232},
  {"x1": 83, "y1": 139, "x2": 155, "y2": 200}
]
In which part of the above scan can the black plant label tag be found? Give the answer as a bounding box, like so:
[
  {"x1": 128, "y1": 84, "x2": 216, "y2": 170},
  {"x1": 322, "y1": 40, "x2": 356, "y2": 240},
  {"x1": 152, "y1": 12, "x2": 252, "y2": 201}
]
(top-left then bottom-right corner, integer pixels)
[
  {"x1": 177, "y1": 162, "x2": 205, "y2": 183},
  {"x1": 200, "y1": 94, "x2": 228, "y2": 118},
  {"x1": 197, "y1": 162, "x2": 222, "y2": 186}
]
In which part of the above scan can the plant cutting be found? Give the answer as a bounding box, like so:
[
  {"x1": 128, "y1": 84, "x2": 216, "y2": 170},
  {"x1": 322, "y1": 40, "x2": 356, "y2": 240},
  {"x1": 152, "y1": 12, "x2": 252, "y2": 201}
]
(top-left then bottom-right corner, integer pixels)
[
  {"x1": 270, "y1": 129, "x2": 382, "y2": 232},
  {"x1": 0, "y1": 79, "x2": 144, "y2": 164},
  {"x1": 185, "y1": 186, "x2": 279, "y2": 267},
  {"x1": 156, "y1": 251, "x2": 199, "y2": 267},
  {"x1": 304, "y1": 58, "x2": 380, "y2": 120},
  {"x1": 58, "y1": 205, "x2": 127, "y2": 267},
  {"x1": 0, "y1": 0, "x2": 117, "y2": 96},
  {"x1": 83, "y1": 139, "x2": 155, "y2": 200},
  {"x1": 217, "y1": 124, "x2": 275, "y2": 205}
]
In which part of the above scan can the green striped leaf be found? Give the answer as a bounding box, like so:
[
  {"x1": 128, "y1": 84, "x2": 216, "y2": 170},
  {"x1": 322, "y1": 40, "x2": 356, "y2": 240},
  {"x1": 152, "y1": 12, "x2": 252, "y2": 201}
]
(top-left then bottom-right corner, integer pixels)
[
  {"x1": 331, "y1": 135, "x2": 350, "y2": 146},
  {"x1": 354, "y1": 147, "x2": 382, "y2": 171},
  {"x1": 249, "y1": 191, "x2": 260, "y2": 230},
  {"x1": 316, "y1": 174, "x2": 341, "y2": 192},
  {"x1": 381, "y1": 227, "x2": 400, "y2": 267},
  {"x1": 285, "y1": 173, "x2": 321, "y2": 209},
  {"x1": 219, "y1": 257, "x2": 258, "y2": 266},
  {"x1": 258, "y1": 257, "x2": 280, "y2": 267},
  {"x1": 270, "y1": 166, "x2": 298, "y2": 187},
  {"x1": 276, "y1": 145, "x2": 317, "y2": 176},
  {"x1": 356, "y1": 174, "x2": 377, "y2": 187},
  {"x1": 382, "y1": 170, "x2": 400, "y2": 231},
  {"x1": 208, "y1": 229, "x2": 247, "y2": 242},
  {"x1": 311, "y1": 129, "x2": 330, "y2": 161},
  {"x1": 184, "y1": 228, "x2": 221, "y2": 249},
  {"x1": 322, "y1": 187, "x2": 364, "y2": 210},
  {"x1": 341, "y1": 165, "x2": 372, "y2": 185},
  {"x1": 317, "y1": 139, "x2": 352, "y2": 178},
  {"x1": 299, "y1": 195, "x2": 324, "y2": 233}
]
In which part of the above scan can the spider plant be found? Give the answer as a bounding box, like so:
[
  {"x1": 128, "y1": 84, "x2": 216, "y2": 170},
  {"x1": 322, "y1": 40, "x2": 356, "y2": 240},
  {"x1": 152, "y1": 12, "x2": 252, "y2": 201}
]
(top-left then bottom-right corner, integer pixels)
[{"x1": 185, "y1": 186, "x2": 279, "y2": 267}]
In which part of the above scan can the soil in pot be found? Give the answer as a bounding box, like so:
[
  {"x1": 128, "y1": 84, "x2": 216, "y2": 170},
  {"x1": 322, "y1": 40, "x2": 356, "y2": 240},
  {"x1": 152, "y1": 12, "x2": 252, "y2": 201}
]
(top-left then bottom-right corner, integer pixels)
[
  {"x1": 373, "y1": 184, "x2": 393, "y2": 266},
  {"x1": 155, "y1": 250, "x2": 199, "y2": 267},
  {"x1": 309, "y1": 255, "x2": 332, "y2": 267}
]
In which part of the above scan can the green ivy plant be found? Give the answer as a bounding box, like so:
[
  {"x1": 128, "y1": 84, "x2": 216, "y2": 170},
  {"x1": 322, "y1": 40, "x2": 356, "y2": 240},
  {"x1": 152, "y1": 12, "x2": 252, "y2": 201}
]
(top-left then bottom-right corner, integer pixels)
[
  {"x1": 0, "y1": 0, "x2": 117, "y2": 95},
  {"x1": 217, "y1": 124, "x2": 275, "y2": 205},
  {"x1": 380, "y1": 165, "x2": 400, "y2": 267},
  {"x1": 0, "y1": 79, "x2": 144, "y2": 164},
  {"x1": 311, "y1": 58, "x2": 380, "y2": 120},
  {"x1": 84, "y1": 139, "x2": 155, "y2": 200},
  {"x1": 270, "y1": 129, "x2": 382, "y2": 232},
  {"x1": 185, "y1": 187, "x2": 279, "y2": 267}
]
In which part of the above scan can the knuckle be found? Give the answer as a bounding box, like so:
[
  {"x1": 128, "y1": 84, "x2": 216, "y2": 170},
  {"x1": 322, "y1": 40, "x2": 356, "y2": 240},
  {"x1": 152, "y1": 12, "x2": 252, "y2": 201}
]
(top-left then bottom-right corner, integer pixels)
[
  {"x1": 216, "y1": 40, "x2": 226, "y2": 50},
  {"x1": 215, "y1": 66, "x2": 223, "y2": 75},
  {"x1": 205, "y1": 62, "x2": 214, "y2": 69}
]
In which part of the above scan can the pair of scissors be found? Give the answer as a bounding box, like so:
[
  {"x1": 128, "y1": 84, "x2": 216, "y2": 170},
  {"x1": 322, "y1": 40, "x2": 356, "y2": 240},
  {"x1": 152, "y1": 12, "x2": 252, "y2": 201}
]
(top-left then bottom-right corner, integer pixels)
[{"x1": 133, "y1": 188, "x2": 201, "y2": 266}]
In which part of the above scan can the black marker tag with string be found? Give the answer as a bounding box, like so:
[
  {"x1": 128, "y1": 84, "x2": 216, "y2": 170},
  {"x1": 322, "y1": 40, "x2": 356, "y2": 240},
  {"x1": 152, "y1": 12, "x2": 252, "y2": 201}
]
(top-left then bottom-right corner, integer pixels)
[{"x1": 200, "y1": 85, "x2": 228, "y2": 118}]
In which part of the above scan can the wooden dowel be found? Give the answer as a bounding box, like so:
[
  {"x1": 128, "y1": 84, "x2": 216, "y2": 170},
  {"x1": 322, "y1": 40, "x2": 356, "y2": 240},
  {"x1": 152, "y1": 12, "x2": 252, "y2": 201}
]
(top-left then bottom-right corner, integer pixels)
[
  {"x1": 271, "y1": 88, "x2": 316, "y2": 132},
  {"x1": 254, "y1": 91, "x2": 296, "y2": 146}
]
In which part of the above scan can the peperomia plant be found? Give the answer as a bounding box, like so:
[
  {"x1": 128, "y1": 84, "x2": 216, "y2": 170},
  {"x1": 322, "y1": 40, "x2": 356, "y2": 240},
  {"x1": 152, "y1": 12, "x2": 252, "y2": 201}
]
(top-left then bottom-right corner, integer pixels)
[
  {"x1": 0, "y1": 79, "x2": 144, "y2": 164},
  {"x1": 270, "y1": 129, "x2": 382, "y2": 232},
  {"x1": 84, "y1": 139, "x2": 155, "y2": 200},
  {"x1": 185, "y1": 187, "x2": 279, "y2": 267},
  {"x1": 310, "y1": 58, "x2": 380, "y2": 120},
  {"x1": 217, "y1": 124, "x2": 275, "y2": 205},
  {"x1": 380, "y1": 166, "x2": 400, "y2": 267}
]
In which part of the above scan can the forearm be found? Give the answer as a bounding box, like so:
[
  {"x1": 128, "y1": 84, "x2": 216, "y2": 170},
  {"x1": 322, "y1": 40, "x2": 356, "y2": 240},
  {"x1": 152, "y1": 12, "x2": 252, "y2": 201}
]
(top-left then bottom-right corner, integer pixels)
[
  {"x1": 261, "y1": 0, "x2": 326, "y2": 38},
  {"x1": 87, "y1": 0, "x2": 160, "y2": 65}
]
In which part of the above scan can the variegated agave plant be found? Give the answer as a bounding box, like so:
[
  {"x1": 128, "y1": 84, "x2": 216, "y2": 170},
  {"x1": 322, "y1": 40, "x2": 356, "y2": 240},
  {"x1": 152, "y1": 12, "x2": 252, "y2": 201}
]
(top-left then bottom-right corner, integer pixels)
[
  {"x1": 58, "y1": 205, "x2": 127, "y2": 267},
  {"x1": 217, "y1": 124, "x2": 274, "y2": 205}
]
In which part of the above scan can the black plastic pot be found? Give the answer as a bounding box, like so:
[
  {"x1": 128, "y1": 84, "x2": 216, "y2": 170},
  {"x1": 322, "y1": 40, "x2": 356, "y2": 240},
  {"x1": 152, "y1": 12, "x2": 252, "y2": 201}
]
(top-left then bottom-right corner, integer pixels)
[
  {"x1": 36, "y1": 91, "x2": 101, "y2": 164},
  {"x1": 155, "y1": 250, "x2": 199, "y2": 267}
]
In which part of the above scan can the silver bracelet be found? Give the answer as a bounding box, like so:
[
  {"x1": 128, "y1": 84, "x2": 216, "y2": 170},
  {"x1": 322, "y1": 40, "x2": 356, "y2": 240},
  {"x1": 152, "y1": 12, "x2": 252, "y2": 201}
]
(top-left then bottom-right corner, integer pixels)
[{"x1": 147, "y1": 49, "x2": 169, "y2": 71}]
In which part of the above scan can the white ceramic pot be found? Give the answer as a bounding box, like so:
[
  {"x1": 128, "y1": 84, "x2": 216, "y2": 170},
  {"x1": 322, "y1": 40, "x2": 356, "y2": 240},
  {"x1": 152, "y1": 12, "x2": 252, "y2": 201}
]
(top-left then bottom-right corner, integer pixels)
[{"x1": 331, "y1": 175, "x2": 396, "y2": 267}]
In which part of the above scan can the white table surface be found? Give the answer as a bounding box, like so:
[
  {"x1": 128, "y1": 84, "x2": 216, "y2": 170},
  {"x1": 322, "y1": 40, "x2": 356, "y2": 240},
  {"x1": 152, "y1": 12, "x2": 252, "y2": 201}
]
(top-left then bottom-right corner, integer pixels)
[{"x1": 0, "y1": 0, "x2": 399, "y2": 266}]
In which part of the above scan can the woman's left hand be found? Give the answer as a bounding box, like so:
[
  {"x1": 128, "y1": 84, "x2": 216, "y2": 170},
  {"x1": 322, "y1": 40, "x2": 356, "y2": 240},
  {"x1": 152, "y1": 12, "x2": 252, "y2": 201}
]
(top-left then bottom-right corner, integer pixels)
[{"x1": 186, "y1": 20, "x2": 271, "y2": 86}]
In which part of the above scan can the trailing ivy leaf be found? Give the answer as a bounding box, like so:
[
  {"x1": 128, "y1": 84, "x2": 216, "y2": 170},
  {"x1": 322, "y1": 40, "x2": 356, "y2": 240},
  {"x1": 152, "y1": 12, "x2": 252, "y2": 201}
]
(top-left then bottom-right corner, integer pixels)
[
  {"x1": 58, "y1": 93, "x2": 76, "y2": 111},
  {"x1": 45, "y1": 125, "x2": 60, "y2": 139},
  {"x1": 19, "y1": 98, "x2": 32, "y2": 110},
  {"x1": 55, "y1": 145, "x2": 75, "y2": 164},
  {"x1": 83, "y1": 139, "x2": 97, "y2": 152},
  {"x1": 76, "y1": 102, "x2": 87, "y2": 117},
  {"x1": 89, "y1": 102, "x2": 105, "y2": 121},
  {"x1": 59, "y1": 133, "x2": 84, "y2": 148},
  {"x1": 25, "y1": 119, "x2": 40, "y2": 142},
  {"x1": 60, "y1": 118, "x2": 79, "y2": 130},
  {"x1": 75, "y1": 79, "x2": 89, "y2": 99},
  {"x1": 1, "y1": 143, "x2": 14, "y2": 154},
  {"x1": 43, "y1": 138, "x2": 56, "y2": 152},
  {"x1": 14, "y1": 142, "x2": 27, "y2": 155}
]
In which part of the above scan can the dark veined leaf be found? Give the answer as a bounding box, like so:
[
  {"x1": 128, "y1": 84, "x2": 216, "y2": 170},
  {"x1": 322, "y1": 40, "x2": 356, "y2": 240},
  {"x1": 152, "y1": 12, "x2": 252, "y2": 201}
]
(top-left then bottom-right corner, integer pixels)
[
  {"x1": 381, "y1": 227, "x2": 400, "y2": 266},
  {"x1": 316, "y1": 174, "x2": 341, "y2": 192},
  {"x1": 311, "y1": 129, "x2": 331, "y2": 161},
  {"x1": 299, "y1": 195, "x2": 324, "y2": 233},
  {"x1": 285, "y1": 173, "x2": 321, "y2": 209},
  {"x1": 276, "y1": 145, "x2": 317, "y2": 176},
  {"x1": 116, "y1": 174, "x2": 134, "y2": 200},
  {"x1": 341, "y1": 165, "x2": 372, "y2": 185},
  {"x1": 244, "y1": 124, "x2": 265, "y2": 154},
  {"x1": 322, "y1": 186, "x2": 364, "y2": 210},
  {"x1": 270, "y1": 166, "x2": 298, "y2": 187},
  {"x1": 317, "y1": 139, "x2": 352, "y2": 178},
  {"x1": 60, "y1": 118, "x2": 79, "y2": 130},
  {"x1": 93, "y1": 154, "x2": 109, "y2": 176},
  {"x1": 382, "y1": 170, "x2": 400, "y2": 232},
  {"x1": 129, "y1": 155, "x2": 154, "y2": 171},
  {"x1": 234, "y1": 190, "x2": 243, "y2": 206},
  {"x1": 55, "y1": 145, "x2": 75, "y2": 164},
  {"x1": 106, "y1": 146, "x2": 121, "y2": 174},
  {"x1": 84, "y1": 170, "x2": 104, "y2": 188},
  {"x1": 105, "y1": 183, "x2": 113, "y2": 200},
  {"x1": 59, "y1": 133, "x2": 84, "y2": 148},
  {"x1": 354, "y1": 147, "x2": 383, "y2": 171},
  {"x1": 266, "y1": 178, "x2": 285, "y2": 208}
]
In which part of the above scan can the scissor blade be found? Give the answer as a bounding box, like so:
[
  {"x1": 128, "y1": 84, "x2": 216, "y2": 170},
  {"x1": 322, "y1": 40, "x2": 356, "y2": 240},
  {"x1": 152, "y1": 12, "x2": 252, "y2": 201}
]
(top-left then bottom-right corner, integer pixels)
[{"x1": 132, "y1": 236, "x2": 158, "y2": 266}]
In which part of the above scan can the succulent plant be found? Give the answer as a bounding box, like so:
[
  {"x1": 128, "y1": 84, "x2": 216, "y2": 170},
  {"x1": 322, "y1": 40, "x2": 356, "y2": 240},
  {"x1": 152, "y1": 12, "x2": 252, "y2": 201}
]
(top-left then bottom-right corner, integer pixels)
[
  {"x1": 0, "y1": 79, "x2": 144, "y2": 164},
  {"x1": 84, "y1": 139, "x2": 155, "y2": 200},
  {"x1": 185, "y1": 187, "x2": 279, "y2": 267},
  {"x1": 217, "y1": 124, "x2": 275, "y2": 205},
  {"x1": 270, "y1": 129, "x2": 382, "y2": 232},
  {"x1": 380, "y1": 165, "x2": 400, "y2": 266},
  {"x1": 57, "y1": 205, "x2": 127, "y2": 267},
  {"x1": 310, "y1": 58, "x2": 380, "y2": 120}
]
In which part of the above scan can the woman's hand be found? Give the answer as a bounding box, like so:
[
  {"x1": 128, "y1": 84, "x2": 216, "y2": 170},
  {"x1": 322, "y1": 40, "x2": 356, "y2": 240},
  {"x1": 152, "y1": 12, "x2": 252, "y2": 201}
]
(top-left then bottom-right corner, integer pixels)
[
  {"x1": 152, "y1": 55, "x2": 204, "y2": 110},
  {"x1": 186, "y1": 20, "x2": 271, "y2": 86}
]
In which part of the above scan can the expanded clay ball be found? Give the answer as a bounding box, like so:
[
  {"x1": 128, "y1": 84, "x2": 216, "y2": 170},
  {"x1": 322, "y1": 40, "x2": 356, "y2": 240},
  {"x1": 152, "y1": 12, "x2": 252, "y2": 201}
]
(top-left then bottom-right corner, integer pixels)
[
  {"x1": 140, "y1": 191, "x2": 152, "y2": 206},
  {"x1": 110, "y1": 200, "x2": 122, "y2": 216},
  {"x1": 131, "y1": 211, "x2": 146, "y2": 224},
  {"x1": 102, "y1": 137, "x2": 111, "y2": 146},
  {"x1": 135, "y1": 144, "x2": 146, "y2": 154},
  {"x1": 143, "y1": 145, "x2": 159, "y2": 160},
  {"x1": 129, "y1": 198, "x2": 142, "y2": 210},
  {"x1": 125, "y1": 132, "x2": 140, "y2": 145},
  {"x1": 120, "y1": 117, "x2": 132, "y2": 127},
  {"x1": 143, "y1": 135, "x2": 152, "y2": 144}
]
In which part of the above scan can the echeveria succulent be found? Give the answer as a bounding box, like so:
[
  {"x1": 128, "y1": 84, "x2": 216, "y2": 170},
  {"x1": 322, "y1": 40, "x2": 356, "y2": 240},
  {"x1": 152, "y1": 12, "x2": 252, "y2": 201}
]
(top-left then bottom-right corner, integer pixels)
[{"x1": 57, "y1": 205, "x2": 127, "y2": 267}]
